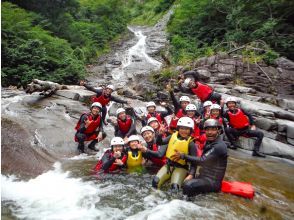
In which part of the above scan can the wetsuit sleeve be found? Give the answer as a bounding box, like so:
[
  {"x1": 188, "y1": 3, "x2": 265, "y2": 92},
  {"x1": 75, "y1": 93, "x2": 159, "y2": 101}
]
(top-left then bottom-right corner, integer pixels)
[
  {"x1": 125, "y1": 119, "x2": 136, "y2": 137},
  {"x1": 114, "y1": 125, "x2": 119, "y2": 136},
  {"x1": 101, "y1": 151, "x2": 116, "y2": 171},
  {"x1": 156, "y1": 135, "x2": 171, "y2": 145},
  {"x1": 169, "y1": 91, "x2": 181, "y2": 113},
  {"x1": 160, "y1": 106, "x2": 173, "y2": 118},
  {"x1": 110, "y1": 95, "x2": 128, "y2": 104},
  {"x1": 145, "y1": 145, "x2": 168, "y2": 158},
  {"x1": 241, "y1": 108, "x2": 254, "y2": 125},
  {"x1": 99, "y1": 117, "x2": 104, "y2": 133},
  {"x1": 84, "y1": 84, "x2": 103, "y2": 95},
  {"x1": 183, "y1": 144, "x2": 226, "y2": 166},
  {"x1": 222, "y1": 111, "x2": 229, "y2": 122},
  {"x1": 188, "y1": 142, "x2": 197, "y2": 175},
  {"x1": 77, "y1": 114, "x2": 88, "y2": 132}
]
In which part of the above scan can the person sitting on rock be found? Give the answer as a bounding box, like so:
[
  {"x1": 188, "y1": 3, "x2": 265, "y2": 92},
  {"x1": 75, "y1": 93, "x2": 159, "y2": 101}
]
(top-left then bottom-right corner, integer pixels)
[
  {"x1": 139, "y1": 126, "x2": 166, "y2": 167},
  {"x1": 93, "y1": 137, "x2": 127, "y2": 173},
  {"x1": 114, "y1": 108, "x2": 137, "y2": 142},
  {"x1": 223, "y1": 97, "x2": 265, "y2": 157},
  {"x1": 75, "y1": 102, "x2": 106, "y2": 153},
  {"x1": 179, "y1": 70, "x2": 222, "y2": 105},
  {"x1": 172, "y1": 119, "x2": 227, "y2": 197},
  {"x1": 140, "y1": 117, "x2": 197, "y2": 192},
  {"x1": 142, "y1": 101, "x2": 173, "y2": 126},
  {"x1": 80, "y1": 80, "x2": 128, "y2": 125}
]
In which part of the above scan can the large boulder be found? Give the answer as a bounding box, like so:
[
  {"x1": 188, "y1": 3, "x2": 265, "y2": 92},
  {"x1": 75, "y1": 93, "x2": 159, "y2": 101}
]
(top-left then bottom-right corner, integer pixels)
[{"x1": 255, "y1": 117, "x2": 278, "y2": 131}]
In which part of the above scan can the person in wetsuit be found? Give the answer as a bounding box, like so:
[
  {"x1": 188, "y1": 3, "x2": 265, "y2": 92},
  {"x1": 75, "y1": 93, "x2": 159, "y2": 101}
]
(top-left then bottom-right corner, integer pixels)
[
  {"x1": 171, "y1": 119, "x2": 227, "y2": 197},
  {"x1": 140, "y1": 117, "x2": 197, "y2": 191},
  {"x1": 114, "y1": 108, "x2": 137, "y2": 142}
]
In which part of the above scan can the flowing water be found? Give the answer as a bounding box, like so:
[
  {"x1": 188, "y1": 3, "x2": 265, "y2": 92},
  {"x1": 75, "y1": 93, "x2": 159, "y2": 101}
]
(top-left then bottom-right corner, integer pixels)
[{"x1": 2, "y1": 13, "x2": 294, "y2": 219}]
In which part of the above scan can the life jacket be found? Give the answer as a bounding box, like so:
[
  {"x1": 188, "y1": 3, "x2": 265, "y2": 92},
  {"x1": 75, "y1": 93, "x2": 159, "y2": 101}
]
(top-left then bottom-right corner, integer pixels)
[
  {"x1": 221, "y1": 181, "x2": 255, "y2": 199},
  {"x1": 146, "y1": 112, "x2": 163, "y2": 124},
  {"x1": 94, "y1": 150, "x2": 127, "y2": 173},
  {"x1": 191, "y1": 117, "x2": 201, "y2": 140},
  {"x1": 210, "y1": 115, "x2": 223, "y2": 125},
  {"x1": 148, "y1": 143, "x2": 166, "y2": 166},
  {"x1": 227, "y1": 109, "x2": 249, "y2": 129},
  {"x1": 91, "y1": 94, "x2": 110, "y2": 106},
  {"x1": 75, "y1": 113, "x2": 101, "y2": 134},
  {"x1": 176, "y1": 108, "x2": 185, "y2": 118},
  {"x1": 127, "y1": 150, "x2": 142, "y2": 167},
  {"x1": 191, "y1": 82, "x2": 213, "y2": 102},
  {"x1": 117, "y1": 116, "x2": 132, "y2": 134},
  {"x1": 166, "y1": 131, "x2": 192, "y2": 165}
]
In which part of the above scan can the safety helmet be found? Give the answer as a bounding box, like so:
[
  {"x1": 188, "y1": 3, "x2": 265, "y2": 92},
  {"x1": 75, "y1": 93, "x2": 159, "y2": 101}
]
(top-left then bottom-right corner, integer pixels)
[
  {"x1": 147, "y1": 117, "x2": 158, "y2": 125},
  {"x1": 128, "y1": 135, "x2": 140, "y2": 143},
  {"x1": 91, "y1": 102, "x2": 102, "y2": 109},
  {"x1": 203, "y1": 101, "x2": 213, "y2": 108},
  {"x1": 185, "y1": 104, "x2": 197, "y2": 111},
  {"x1": 106, "y1": 85, "x2": 115, "y2": 91},
  {"x1": 110, "y1": 137, "x2": 124, "y2": 146},
  {"x1": 141, "y1": 126, "x2": 154, "y2": 135},
  {"x1": 146, "y1": 101, "x2": 156, "y2": 108},
  {"x1": 204, "y1": 119, "x2": 221, "y2": 129},
  {"x1": 116, "y1": 108, "x2": 125, "y2": 116},
  {"x1": 210, "y1": 104, "x2": 221, "y2": 110},
  {"x1": 225, "y1": 97, "x2": 237, "y2": 104},
  {"x1": 177, "y1": 116, "x2": 194, "y2": 129},
  {"x1": 183, "y1": 78, "x2": 193, "y2": 88},
  {"x1": 179, "y1": 96, "x2": 191, "y2": 103}
]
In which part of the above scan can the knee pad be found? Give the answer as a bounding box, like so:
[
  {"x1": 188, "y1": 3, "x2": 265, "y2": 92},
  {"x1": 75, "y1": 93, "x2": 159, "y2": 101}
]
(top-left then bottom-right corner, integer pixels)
[{"x1": 152, "y1": 176, "x2": 160, "y2": 189}]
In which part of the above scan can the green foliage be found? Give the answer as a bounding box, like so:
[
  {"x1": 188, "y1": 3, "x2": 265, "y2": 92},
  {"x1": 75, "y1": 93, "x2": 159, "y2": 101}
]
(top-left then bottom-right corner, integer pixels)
[
  {"x1": 168, "y1": 0, "x2": 294, "y2": 63},
  {"x1": 154, "y1": 0, "x2": 175, "y2": 14}
]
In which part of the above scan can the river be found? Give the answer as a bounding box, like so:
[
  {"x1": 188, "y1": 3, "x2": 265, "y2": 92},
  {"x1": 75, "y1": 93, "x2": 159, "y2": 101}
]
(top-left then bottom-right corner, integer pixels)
[{"x1": 1, "y1": 14, "x2": 294, "y2": 220}]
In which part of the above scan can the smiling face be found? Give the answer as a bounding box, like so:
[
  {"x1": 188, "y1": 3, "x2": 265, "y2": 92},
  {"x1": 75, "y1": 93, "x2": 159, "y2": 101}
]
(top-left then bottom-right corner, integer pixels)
[
  {"x1": 186, "y1": 110, "x2": 196, "y2": 118},
  {"x1": 149, "y1": 121, "x2": 159, "y2": 130},
  {"x1": 118, "y1": 111, "x2": 126, "y2": 120},
  {"x1": 129, "y1": 140, "x2": 139, "y2": 149},
  {"x1": 142, "y1": 130, "x2": 154, "y2": 143},
  {"x1": 103, "y1": 88, "x2": 113, "y2": 97},
  {"x1": 211, "y1": 109, "x2": 220, "y2": 117},
  {"x1": 180, "y1": 101, "x2": 190, "y2": 109},
  {"x1": 205, "y1": 127, "x2": 219, "y2": 141},
  {"x1": 178, "y1": 126, "x2": 191, "y2": 139},
  {"x1": 91, "y1": 106, "x2": 100, "y2": 116},
  {"x1": 113, "y1": 145, "x2": 124, "y2": 153},
  {"x1": 188, "y1": 80, "x2": 196, "y2": 88},
  {"x1": 147, "y1": 106, "x2": 156, "y2": 114},
  {"x1": 227, "y1": 101, "x2": 236, "y2": 110}
]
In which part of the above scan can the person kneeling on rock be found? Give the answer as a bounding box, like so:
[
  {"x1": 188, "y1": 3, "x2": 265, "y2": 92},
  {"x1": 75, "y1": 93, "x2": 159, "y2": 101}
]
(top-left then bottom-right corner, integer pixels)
[
  {"x1": 172, "y1": 119, "x2": 227, "y2": 197},
  {"x1": 93, "y1": 137, "x2": 127, "y2": 173},
  {"x1": 223, "y1": 97, "x2": 265, "y2": 157},
  {"x1": 143, "y1": 117, "x2": 197, "y2": 192},
  {"x1": 114, "y1": 108, "x2": 137, "y2": 143},
  {"x1": 75, "y1": 102, "x2": 106, "y2": 153}
]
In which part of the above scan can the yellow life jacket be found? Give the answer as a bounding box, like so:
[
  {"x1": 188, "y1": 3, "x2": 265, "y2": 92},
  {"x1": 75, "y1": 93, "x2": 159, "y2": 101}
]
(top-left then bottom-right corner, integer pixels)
[
  {"x1": 166, "y1": 131, "x2": 192, "y2": 165},
  {"x1": 127, "y1": 150, "x2": 142, "y2": 167}
]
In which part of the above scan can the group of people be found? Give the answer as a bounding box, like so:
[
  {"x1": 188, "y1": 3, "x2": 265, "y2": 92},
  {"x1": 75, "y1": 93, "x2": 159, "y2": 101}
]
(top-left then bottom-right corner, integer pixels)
[{"x1": 74, "y1": 71, "x2": 266, "y2": 197}]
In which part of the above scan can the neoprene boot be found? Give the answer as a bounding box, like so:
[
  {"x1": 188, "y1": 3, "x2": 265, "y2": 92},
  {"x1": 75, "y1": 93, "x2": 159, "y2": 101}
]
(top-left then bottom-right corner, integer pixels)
[
  {"x1": 88, "y1": 140, "x2": 99, "y2": 151},
  {"x1": 78, "y1": 143, "x2": 85, "y2": 153}
]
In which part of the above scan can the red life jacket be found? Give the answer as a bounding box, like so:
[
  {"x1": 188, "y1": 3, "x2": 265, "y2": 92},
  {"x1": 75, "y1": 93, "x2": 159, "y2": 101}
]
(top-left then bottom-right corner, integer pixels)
[
  {"x1": 149, "y1": 143, "x2": 166, "y2": 166},
  {"x1": 169, "y1": 109, "x2": 186, "y2": 130},
  {"x1": 191, "y1": 118, "x2": 201, "y2": 140},
  {"x1": 221, "y1": 181, "x2": 255, "y2": 199},
  {"x1": 94, "y1": 150, "x2": 127, "y2": 173},
  {"x1": 91, "y1": 94, "x2": 110, "y2": 106},
  {"x1": 117, "y1": 116, "x2": 132, "y2": 134},
  {"x1": 227, "y1": 109, "x2": 249, "y2": 129},
  {"x1": 146, "y1": 112, "x2": 163, "y2": 124},
  {"x1": 75, "y1": 113, "x2": 101, "y2": 134},
  {"x1": 176, "y1": 108, "x2": 185, "y2": 118},
  {"x1": 210, "y1": 115, "x2": 223, "y2": 125},
  {"x1": 191, "y1": 82, "x2": 213, "y2": 102}
]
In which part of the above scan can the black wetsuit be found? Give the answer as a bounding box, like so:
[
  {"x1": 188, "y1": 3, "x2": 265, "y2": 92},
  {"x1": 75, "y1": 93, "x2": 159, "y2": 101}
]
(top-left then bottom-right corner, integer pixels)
[
  {"x1": 84, "y1": 84, "x2": 127, "y2": 123},
  {"x1": 182, "y1": 136, "x2": 227, "y2": 197},
  {"x1": 99, "y1": 150, "x2": 126, "y2": 171}
]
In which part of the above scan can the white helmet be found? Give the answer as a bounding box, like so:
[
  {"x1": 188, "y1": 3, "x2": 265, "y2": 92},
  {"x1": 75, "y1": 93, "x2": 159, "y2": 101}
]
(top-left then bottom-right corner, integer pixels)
[
  {"x1": 116, "y1": 108, "x2": 125, "y2": 116},
  {"x1": 147, "y1": 117, "x2": 158, "y2": 125},
  {"x1": 203, "y1": 101, "x2": 213, "y2": 107},
  {"x1": 225, "y1": 97, "x2": 237, "y2": 104},
  {"x1": 146, "y1": 101, "x2": 156, "y2": 108},
  {"x1": 179, "y1": 96, "x2": 191, "y2": 103},
  {"x1": 91, "y1": 102, "x2": 102, "y2": 109},
  {"x1": 183, "y1": 78, "x2": 193, "y2": 88},
  {"x1": 186, "y1": 104, "x2": 197, "y2": 111},
  {"x1": 177, "y1": 116, "x2": 194, "y2": 129},
  {"x1": 110, "y1": 137, "x2": 124, "y2": 146},
  {"x1": 106, "y1": 85, "x2": 115, "y2": 91},
  {"x1": 141, "y1": 126, "x2": 154, "y2": 135},
  {"x1": 128, "y1": 135, "x2": 140, "y2": 143},
  {"x1": 210, "y1": 104, "x2": 221, "y2": 110}
]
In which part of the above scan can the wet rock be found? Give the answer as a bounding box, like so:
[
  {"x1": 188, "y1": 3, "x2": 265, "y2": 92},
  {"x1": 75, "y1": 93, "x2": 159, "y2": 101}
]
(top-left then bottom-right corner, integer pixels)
[
  {"x1": 274, "y1": 111, "x2": 294, "y2": 121},
  {"x1": 275, "y1": 57, "x2": 294, "y2": 70},
  {"x1": 277, "y1": 98, "x2": 294, "y2": 111},
  {"x1": 255, "y1": 118, "x2": 278, "y2": 131},
  {"x1": 195, "y1": 68, "x2": 211, "y2": 80},
  {"x1": 206, "y1": 55, "x2": 216, "y2": 66},
  {"x1": 232, "y1": 86, "x2": 256, "y2": 94},
  {"x1": 218, "y1": 59, "x2": 237, "y2": 65},
  {"x1": 55, "y1": 89, "x2": 95, "y2": 102},
  {"x1": 237, "y1": 136, "x2": 294, "y2": 160},
  {"x1": 217, "y1": 64, "x2": 235, "y2": 74}
]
